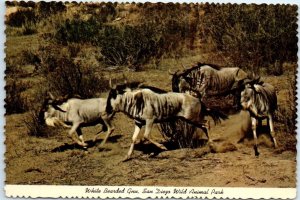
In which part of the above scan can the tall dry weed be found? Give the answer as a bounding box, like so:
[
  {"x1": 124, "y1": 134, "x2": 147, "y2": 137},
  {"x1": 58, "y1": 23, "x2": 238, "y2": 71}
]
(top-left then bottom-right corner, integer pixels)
[{"x1": 160, "y1": 119, "x2": 206, "y2": 149}]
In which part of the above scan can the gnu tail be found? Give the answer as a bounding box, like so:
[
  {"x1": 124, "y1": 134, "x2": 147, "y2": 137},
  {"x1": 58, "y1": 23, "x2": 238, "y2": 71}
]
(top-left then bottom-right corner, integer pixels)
[{"x1": 202, "y1": 103, "x2": 228, "y2": 124}]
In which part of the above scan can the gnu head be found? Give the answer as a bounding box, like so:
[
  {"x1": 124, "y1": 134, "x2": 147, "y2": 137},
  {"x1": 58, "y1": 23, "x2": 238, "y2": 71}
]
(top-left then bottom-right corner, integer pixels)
[
  {"x1": 240, "y1": 84, "x2": 253, "y2": 106},
  {"x1": 169, "y1": 69, "x2": 190, "y2": 93},
  {"x1": 106, "y1": 80, "x2": 132, "y2": 114},
  {"x1": 169, "y1": 70, "x2": 180, "y2": 92},
  {"x1": 38, "y1": 97, "x2": 51, "y2": 125},
  {"x1": 240, "y1": 81, "x2": 263, "y2": 110},
  {"x1": 38, "y1": 92, "x2": 67, "y2": 125}
]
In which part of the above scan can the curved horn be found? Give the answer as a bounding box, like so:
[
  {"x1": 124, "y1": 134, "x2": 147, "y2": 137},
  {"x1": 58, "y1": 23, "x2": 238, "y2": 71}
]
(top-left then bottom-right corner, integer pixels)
[
  {"x1": 48, "y1": 92, "x2": 55, "y2": 100},
  {"x1": 168, "y1": 69, "x2": 174, "y2": 75},
  {"x1": 168, "y1": 69, "x2": 179, "y2": 75},
  {"x1": 109, "y1": 78, "x2": 117, "y2": 89},
  {"x1": 55, "y1": 94, "x2": 69, "y2": 104},
  {"x1": 50, "y1": 96, "x2": 67, "y2": 113},
  {"x1": 109, "y1": 78, "x2": 112, "y2": 88},
  {"x1": 122, "y1": 73, "x2": 128, "y2": 84},
  {"x1": 251, "y1": 74, "x2": 261, "y2": 84},
  {"x1": 52, "y1": 104, "x2": 67, "y2": 113}
]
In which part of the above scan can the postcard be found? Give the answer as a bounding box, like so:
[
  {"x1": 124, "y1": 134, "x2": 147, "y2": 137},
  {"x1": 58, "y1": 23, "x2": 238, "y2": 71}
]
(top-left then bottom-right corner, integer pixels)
[{"x1": 4, "y1": 1, "x2": 297, "y2": 199}]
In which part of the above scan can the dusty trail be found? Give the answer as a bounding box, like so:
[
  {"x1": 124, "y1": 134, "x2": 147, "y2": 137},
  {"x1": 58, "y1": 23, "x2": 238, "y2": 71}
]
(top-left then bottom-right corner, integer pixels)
[{"x1": 5, "y1": 111, "x2": 296, "y2": 187}]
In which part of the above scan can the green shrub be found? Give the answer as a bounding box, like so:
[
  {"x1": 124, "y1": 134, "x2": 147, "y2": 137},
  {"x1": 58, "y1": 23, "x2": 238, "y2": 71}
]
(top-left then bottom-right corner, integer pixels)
[
  {"x1": 5, "y1": 8, "x2": 36, "y2": 27},
  {"x1": 35, "y1": 1, "x2": 66, "y2": 19},
  {"x1": 199, "y1": 4, "x2": 298, "y2": 72},
  {"x1": 20, "y1": 49, "x2": 40, "y2": 66},
  {"x1": 98, "y1": 24, "x2": 164, "y2": 70},
  {"x1": 54, "y1": 18, "x2": 102, "y2": 45},
  {"x1": 6, "y1": 1, "x2": 66, "y2": 35},
  {"x1": 275, "y1": 69, "x2": 296, "y2": 134},
  {"x1": 5, "y1": 80, "x2": 28, "y2": 114},
  {"x1": 38, "y1": 44, "x2": 108, "y2": 98}
]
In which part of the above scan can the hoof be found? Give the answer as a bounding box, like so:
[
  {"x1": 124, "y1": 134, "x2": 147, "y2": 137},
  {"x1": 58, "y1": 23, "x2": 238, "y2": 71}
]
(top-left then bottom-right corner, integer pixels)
[
  {"x1": 92, "y1": 137, "x2": 98, "y2": 142},
  {"x1": 135, "y1": 139, "x2": 146, "y2": 145},
  {"x1": 122, "y1": 156, "x2": 131, "y2": 162},
  {"x1": 82, "y1": 143, "x2": 88, "y2": 147},
  {"x1": 99, "y1": 141, "x2": 106, "y2": 147},
  {"x1": 78, "y1": 142, "x2": 88, "y2": 147},
  {"x1": 159, "y1": 145, "x2": 168, "y2": 151},
  {"x1": 254, "y1": 145, "x2": 259, "y2": 157},
  {"x1": 207, "y1": 140, "x2": 214, "y2": 145}
]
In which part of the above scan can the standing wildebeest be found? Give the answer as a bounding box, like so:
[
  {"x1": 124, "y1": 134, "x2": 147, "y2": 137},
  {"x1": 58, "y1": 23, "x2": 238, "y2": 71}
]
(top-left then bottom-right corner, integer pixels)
[
  {"x1": 169, "y1": 63, "x2": 249, "y2": 102},
  {"x1": 240, "y1": 79, "x2": 278, "y2": 156},
  {"x1": 38, "y1": 93, "x2": 114, "y2": 147},
  {"x1": 105, "y1": 82, "x2": 227, "y2": 161}
]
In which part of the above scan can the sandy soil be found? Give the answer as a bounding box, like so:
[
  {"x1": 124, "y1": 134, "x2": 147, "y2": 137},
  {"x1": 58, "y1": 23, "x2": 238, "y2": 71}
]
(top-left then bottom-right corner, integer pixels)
[{"x1": 5, "y1": 109, "x2": 296, "y2": 187}]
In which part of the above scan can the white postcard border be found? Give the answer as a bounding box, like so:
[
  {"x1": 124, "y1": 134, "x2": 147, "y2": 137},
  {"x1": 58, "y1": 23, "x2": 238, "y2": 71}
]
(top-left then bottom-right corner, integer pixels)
[{"x1": 4, "y1": 185, "x2": 297, "y2": 199}]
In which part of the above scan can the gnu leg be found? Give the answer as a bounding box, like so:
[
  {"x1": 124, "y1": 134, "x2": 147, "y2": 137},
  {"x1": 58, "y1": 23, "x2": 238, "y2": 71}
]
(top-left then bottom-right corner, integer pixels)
[
  {"x1": 143, "y1": 119, "x2": 167, "y2": 150},
  {"x1": 76, "y1": 128, "x2": 88, "y2": 147},
  {"x1": 68, "y1": 123, "x2": 86, "y2": 147},
  {"x1": 251, "y1": 117, "x2": 259, "y2": 156},
  {"x1": 124, "y1": 122, "x2": 142, "y2": 161},
  {"x1": 268, "y1": 115, "x2": 278, "y2": 148},
  {"x1": 99, "y1": 119, "x2": 115, "y2": 146},
  {"x1": 203, "y1": 120, "x2": 211, "y2": 144}
]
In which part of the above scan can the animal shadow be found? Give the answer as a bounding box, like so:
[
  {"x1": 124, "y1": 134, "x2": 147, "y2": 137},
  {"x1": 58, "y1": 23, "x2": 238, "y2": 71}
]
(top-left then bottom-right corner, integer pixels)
[
  {"x1": 238, "y1": 125, "x2": 271, "y2": 144},
  {"x1": 51, "y1": 135, "x2": 123, "y2": 152},
  {"x1": 134, "y1": 141, "x2": 179, "y2": 157},
  {"x1": 93, "y1": 134, "x2": 123, "y2": 144}
]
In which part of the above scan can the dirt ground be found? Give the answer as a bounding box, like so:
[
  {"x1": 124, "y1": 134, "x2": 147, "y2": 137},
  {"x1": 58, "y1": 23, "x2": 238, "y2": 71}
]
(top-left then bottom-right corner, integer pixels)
[{"x1": 5, "y1": 107, "x2": 296, "y2": 187}]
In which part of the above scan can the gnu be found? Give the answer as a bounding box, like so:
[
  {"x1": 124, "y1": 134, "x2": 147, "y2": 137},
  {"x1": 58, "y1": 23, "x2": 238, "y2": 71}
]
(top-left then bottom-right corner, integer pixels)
[
  {"x1": 38, "y1": 93, "x2": 114, "y2": 147},
  {"x1": 240, "y1": 78, "x2": 278, "y2": 156},
  {"x1": 105, "y1": 81, "x2": 227, "y2": 161},
  {"x1": 169, "y1": 63, "x2": 248, "y2": 103}
]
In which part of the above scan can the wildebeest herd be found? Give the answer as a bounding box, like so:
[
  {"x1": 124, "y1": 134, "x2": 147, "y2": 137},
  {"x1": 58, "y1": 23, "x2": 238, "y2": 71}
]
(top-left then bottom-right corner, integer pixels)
[{"x1": 38, "y1": 63, "x2": 278, "y2": 161}]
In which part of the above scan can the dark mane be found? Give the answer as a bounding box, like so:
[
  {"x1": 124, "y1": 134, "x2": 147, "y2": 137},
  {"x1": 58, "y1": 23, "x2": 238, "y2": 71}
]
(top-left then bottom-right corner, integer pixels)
[
  {"x1": 115, "y1": 81, "x2": 142, "y2": 91},
  {"x1": 138, "y1": 84, "x2": 167, "y2": 94},
  {"x1": 127, "y1": 81, "x2": 143, "y2": 89},
  {"x1": 197, "y1": 62, "x2": 223, "y2": 70},
  {"x1": 180, "y1": 62, "x2": 223, "y2": 76}
]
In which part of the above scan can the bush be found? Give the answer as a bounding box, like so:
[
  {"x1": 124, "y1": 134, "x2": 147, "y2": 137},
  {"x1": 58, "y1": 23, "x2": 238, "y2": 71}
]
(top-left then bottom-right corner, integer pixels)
[
  {"x1": 38, "y1": 44, "x2": 109, "y2": 98},
  {"x1": 5, "y1": 8, "x2": 36, "y2": 27},
  {"x1": 199, "y1": 4, "x2": 298, "y2": 72},
  {"x1": 24, "y1": 110, "x2": 50, "y2": 137},
  {"x1": 140, "y1": 3, "x2": 198, "y2": 55},
  {"x1": 19, "y1": 49, "x2": 40, "y2": 66},
  {"x1": 6, "y1": 1, "x2": 66, "y2": 36},
  {"x1": 35, "y1": 1, "x2": 66, "y2": 19},
  {"x1": 54, "y1": 18, "x2": 102, "y2": 45},
  {"x1": 5, "y1": 80, "x2": 28, "y2": 114},
  {"x1": 160, "y1": 119, "x2": 206, "y2": 148},
  {"x1": 275, "y1": 73, "x2": 296, "y2": 134},
  {"x1": 20, "y1": 20, "x2": 37, "y2": 35},
  {"x1": 98, "y1": 24, "x2": 164, "y2": 70}
]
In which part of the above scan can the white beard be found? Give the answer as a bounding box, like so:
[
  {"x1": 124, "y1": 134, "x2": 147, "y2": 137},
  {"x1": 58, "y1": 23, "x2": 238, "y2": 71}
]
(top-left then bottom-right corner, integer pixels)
[{"x1": 45, "y1": 117, "x2": 71, "y2": 128}]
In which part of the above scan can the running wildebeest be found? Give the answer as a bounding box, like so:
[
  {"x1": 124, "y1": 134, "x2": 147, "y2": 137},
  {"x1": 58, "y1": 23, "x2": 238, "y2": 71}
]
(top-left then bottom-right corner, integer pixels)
[
  {"x1": 169, "y1": 63, "x2": 249, "y2": 104},
  {"x1": 38, "y1": 93, "x2": 115, "y2": 147},
  {"x1": 105, "y1": 81, "x2": 227, "y2": 161},
  {"x1": 240, "y1": 78, "x2": 278, "y2": 156}
]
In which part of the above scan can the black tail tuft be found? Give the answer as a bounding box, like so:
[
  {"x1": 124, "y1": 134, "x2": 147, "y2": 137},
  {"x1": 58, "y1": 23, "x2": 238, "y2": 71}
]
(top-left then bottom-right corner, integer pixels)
[{"x1": 202, "y1": 103, "x2": 228, "y2": 124}]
